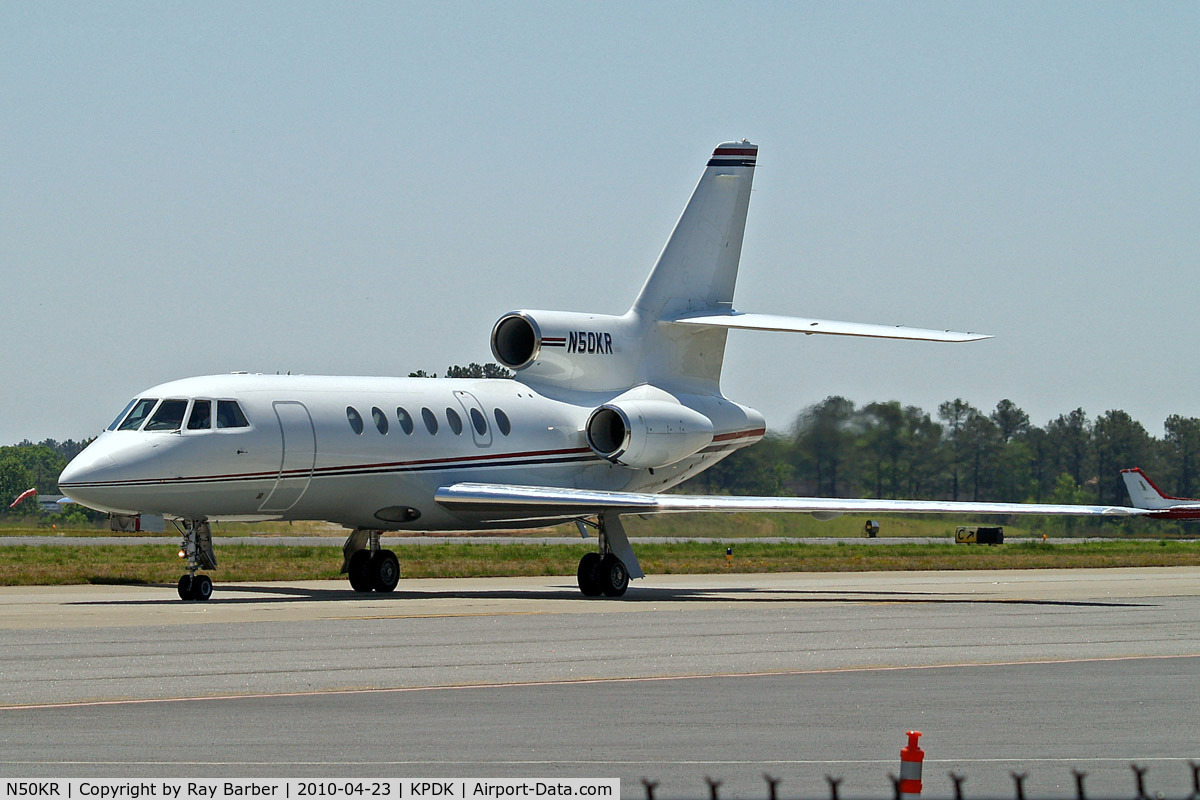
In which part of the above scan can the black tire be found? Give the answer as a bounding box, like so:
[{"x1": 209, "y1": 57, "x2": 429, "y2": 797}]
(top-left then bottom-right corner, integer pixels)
[
  {"x1": 577, "y1": 552, "x2": 603, "y2": 597},
  {"x1": 347, "y1": 550, "x2": 373, "y2": 592},
  {"x1": 599, "y1": 554, "x2": 629, "y2": 597},
  {"x1": 372, "y1": 550, "x2": 400, "y2": 593},
  {"x1": 177, "y1": 574, "x2": 195, "y2": 601},
  {"x1": 193, "y1": 574, "x2": 213, "y2": 602}
]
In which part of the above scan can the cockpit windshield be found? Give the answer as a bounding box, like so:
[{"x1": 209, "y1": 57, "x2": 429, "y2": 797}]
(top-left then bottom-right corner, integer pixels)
[
  {"x1": 144, "y1": 399, "x2": 189, "y2": 432},
  {"x1": 117, "y1": 399, "x2": 158, "y2": 431},
  {"x1": 111, "y1": 397, "x2": 249, "y2": 432},
  {"x1": 107, "y1": 399, "x2": 138, "y2": 431}
]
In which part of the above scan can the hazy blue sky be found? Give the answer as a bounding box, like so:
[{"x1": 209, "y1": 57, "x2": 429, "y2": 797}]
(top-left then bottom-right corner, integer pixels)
[{"x1": 2, "y1": 2, "x2": 1197, "y2": 446}]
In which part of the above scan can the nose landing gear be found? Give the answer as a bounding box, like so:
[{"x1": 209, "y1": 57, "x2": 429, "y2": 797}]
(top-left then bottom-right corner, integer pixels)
[
  {"x1": 178, "y1": 572, "x2": 213, "y2": 601},
  {"x1": 177, "y1": 519, "x2": 216, "y2": 601}
]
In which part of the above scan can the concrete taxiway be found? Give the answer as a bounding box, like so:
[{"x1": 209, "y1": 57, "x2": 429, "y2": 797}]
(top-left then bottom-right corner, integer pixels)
[
  {"x1": 1, "y1": 569, "x2": 1198, "y2": 798},
  {"x1": 0, "y1": 534, "x2": 1131, "y2": 546}
]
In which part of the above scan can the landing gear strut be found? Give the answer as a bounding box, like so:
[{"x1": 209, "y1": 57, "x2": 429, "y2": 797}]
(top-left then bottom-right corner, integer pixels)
[
  {"x1": 576, "y1": 513, "x2": 639, "y2": 598},
  {"x1": 342, "y1": 529, "x2": 400, "y2": 593},
  {"x1": 177, "y1": 519, "x2": 216, "y2": 601}
]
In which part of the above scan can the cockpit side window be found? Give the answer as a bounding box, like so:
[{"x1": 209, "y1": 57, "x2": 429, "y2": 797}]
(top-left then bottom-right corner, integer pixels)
[
  {"x1": 216, "y1": 400, "x2": 250, "y2": 429},
  {"x1": 187, "y1": 399, "x2": 212, "y2": 430},
  {"x1": 117, "y1": 398, "x2": 158, "y2": 431},
  {"x1": 144, "y1": 399, "x2": 188, "y2": 432},
  {"x1": 107, "y1": 399, "x2": 138, "y2": 431}
]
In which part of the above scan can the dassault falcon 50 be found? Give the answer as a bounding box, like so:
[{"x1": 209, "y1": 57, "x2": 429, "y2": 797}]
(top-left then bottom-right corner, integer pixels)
[{"x1": 59, "y1": 141, "x2": 1163, "y2": 601}]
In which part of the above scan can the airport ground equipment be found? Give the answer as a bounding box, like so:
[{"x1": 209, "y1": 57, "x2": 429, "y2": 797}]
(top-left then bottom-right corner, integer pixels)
[{"x1": 955, "y1": 525, "x2": 1004, "y2": 544}]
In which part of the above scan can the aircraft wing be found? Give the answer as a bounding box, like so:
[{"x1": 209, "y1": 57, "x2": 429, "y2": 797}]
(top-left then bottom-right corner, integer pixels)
[
  {"x1": 668, "y1": 311, "x2": 990, "y2": 343},
  {"x1": 435, "y1": 483, "x2": 1147, "y2": 522}
]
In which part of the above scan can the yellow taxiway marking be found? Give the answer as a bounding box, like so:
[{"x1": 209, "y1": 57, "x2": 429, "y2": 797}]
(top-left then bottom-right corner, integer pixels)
[
  {"x1": 3, "y1": 651, "x2": 1197, "y2": 712},
  {"x1": 324, "y1": 610, "x2": 554, "y2": 621}
]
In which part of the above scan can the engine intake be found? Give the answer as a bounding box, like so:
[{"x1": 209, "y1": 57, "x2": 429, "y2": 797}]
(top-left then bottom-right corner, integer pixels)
[
  {"x1": 586, "y1": 400, "x2": 714, "y2": 469},
  {"x1": 488, "y1": 309, "x2": 639, "y2": 390},
  {"x1": 490, "y1": 313, "x2": 541, "y2": 371}
]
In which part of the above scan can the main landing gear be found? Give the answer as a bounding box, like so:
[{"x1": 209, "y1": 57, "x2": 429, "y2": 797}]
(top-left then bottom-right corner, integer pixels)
[
  {"x1": 177, "y1": 519, "x2": 217, "y2": 601},
  {"x1": 341, "y1": 529, "x2": 400, "y2": 593},
  {"x1": 577, "y1": 552, "x2": 629, "y2": 597},
  {"x1": 575, "y1": 513, "x2": 641, "y2": 598}
]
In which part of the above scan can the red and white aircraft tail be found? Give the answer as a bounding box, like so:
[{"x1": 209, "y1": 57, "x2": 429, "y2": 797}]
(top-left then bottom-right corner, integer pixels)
[{"x1": 1120, "y1": 468, "x2": 1200, "y2": 519}]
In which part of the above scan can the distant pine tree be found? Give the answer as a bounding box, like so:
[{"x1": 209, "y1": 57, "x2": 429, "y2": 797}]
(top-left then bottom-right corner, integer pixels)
[{"x1": 430, "y1": 363, "x2": 514, "y2": 379}]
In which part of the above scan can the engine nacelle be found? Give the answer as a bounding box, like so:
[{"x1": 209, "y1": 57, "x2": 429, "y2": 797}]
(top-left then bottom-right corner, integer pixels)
[
  {"x1": 586, "y1": 399, "x2": 714, "y2": 469},
  {"x1": 490, "y1": 310, "x2": 641, "y2": 390}
]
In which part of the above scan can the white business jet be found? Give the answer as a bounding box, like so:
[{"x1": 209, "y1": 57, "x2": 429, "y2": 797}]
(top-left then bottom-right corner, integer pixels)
[{"x1": 59, "y1": 141, "x2": 1150, "y2": 601}]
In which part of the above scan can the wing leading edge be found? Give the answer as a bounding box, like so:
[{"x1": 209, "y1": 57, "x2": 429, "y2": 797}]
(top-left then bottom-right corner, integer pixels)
[
  {"x1": 435, "y1": 482, "x2": 1147, "y2": 522},
  {"x1": 668, "y1": 311, "x2": 991, "y2": 343}
]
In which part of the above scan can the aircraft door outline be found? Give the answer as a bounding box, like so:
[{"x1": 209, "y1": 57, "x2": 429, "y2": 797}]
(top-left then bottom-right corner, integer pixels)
[
  {"x1": 259, "y1": 400, "x2": 316, "y2": 512},
  {"x1": 453, "y1": 390, "x2": 493, "y2": 448}
]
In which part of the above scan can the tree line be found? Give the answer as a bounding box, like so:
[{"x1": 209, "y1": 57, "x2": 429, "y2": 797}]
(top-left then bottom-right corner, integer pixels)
[
  {"x1": 0, "y1": 440, "x2": 98, "y2": 522},
  {"x1": 409, "y1": 363, "x2": 513, "y2": 379},
  {"x1": 694, "y1": 396, "x2": 1199, "y2": 512}
]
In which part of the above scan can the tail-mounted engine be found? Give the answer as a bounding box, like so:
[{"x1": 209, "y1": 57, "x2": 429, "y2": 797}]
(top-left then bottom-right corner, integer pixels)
[
  {"x1": 490, "y1": 310, "x2": 640, "y2": 390},
  {"x1": 585, "y1": 399, "x2": 714, "y2": 469}
]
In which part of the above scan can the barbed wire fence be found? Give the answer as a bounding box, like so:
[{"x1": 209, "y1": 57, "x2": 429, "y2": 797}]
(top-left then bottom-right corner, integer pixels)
[{"x1": 637, "y1": 760, "x2": 1200, "y2": 800}]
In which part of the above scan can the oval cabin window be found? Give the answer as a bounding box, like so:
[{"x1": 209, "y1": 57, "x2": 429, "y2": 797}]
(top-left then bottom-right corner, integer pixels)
[
  {"x1": 494, "y1": 408, "x2": 511, "y2": 436},
  {"x1": 347, "y1": 406, "x2": 364, "y2": 435}
]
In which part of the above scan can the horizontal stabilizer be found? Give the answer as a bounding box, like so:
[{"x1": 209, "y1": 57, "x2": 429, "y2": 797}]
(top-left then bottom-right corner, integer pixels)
[
  {"x1": 669, "y1": 311, "x2": 990, "y2": 343},
  {"x1": 436, "y1": 483, "x2": 1145, "y2": 521}
]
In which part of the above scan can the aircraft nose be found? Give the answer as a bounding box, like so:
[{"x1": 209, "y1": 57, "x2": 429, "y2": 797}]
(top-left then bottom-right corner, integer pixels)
[
  {"x1": 59, "y1": 433, "x2": 182, "y2": 516},
  {"x1": 58, "y1": 438, "x2": 127, "y2": 512},
  {"x1": 59, "y1": 448, "x2": 118, "y2": 487}
]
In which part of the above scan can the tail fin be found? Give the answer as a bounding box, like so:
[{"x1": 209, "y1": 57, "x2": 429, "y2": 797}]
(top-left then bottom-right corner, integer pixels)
[
  {"x1": 631, "y1": 141, "x2": 757, "y2": 389},
  {"x1": 1122, "y1": 468, "x2": 1189, "y2": 509},
  {"x1": 632, "y1": 141, "x2": 757, "y2": 321}
]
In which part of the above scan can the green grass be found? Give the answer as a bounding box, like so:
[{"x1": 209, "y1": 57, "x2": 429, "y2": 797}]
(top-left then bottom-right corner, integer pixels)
[
  {"x1": 1, "y1": 539, "x2": 1198, "y2": 587},
  {"x1": 5, "y1": 512, "x2": 1180, "y2": 540}
]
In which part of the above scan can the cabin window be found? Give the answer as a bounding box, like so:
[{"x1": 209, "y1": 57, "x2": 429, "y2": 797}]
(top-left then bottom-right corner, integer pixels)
[
  {"x1": 372, "y1": 406, "x2": 388, "y2": 435},
  {"x1": 216, "y1": 400, "x2": 250, "y2": 429},
  {"x1": 396, "y1": 407, "x2": 414, "y2": 435},
  {"x1": 346, "y1": 406, "x2": 364, "y2": 435},
  {"x1": 494, "y1": 408, "x2": 511, "y2": 436},
  {"x1": 118, "y1": 398, "x2": 158, "y2": 431},
  {"x1": 470, "y1": 407, "x2": 487, "y2": 436},
  {"x1": 421, "y1": 407, "x2": 438, "y2": 435},
  {"x1": 145, "y1": 399, "x2": 188, "y2": 431},
  {"x1": 187, "y1": 399, "x2": 212, "y2": 430},
  {"x1": 446, "y1": 408, "x2": 463, "y2": 435},
  {"x1": 107, "y1": 399, "x2": 138, "y2": 431}
]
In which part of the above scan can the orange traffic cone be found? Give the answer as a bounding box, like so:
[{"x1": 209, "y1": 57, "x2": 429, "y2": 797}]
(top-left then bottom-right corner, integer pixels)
[{"x1": 900, "y1": 730, "x2": 924, "y2": 799}]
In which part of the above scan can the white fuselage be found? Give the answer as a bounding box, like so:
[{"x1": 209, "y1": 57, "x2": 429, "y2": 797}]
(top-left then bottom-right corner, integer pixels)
[{"x1": 59, "y1": 373, "x2": 765, "y2": 530}]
